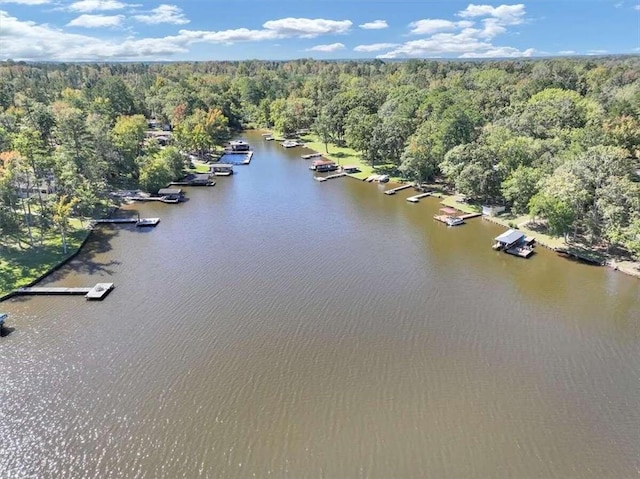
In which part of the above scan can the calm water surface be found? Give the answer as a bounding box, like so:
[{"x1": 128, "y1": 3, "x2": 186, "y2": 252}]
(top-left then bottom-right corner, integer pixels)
[{"x1": 1, "y1": 131, "x2": 639, "y2": 478}]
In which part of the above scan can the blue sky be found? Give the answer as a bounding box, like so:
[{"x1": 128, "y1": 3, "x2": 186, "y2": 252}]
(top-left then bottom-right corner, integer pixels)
[{"x1": 0, "y1": 1, "x2": 638, "y2": 61}]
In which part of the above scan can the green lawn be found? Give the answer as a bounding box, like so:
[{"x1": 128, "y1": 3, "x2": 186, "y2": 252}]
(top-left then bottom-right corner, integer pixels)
[
  {"x1": 300, "y1": 134, "x2": 403, "y2": 181},
  {"x1": 0, "y1": 226, "x2": 90, "y2": 298},
  {"x1": 439, "y1": 195, "x2": 482, "y2": 214}
]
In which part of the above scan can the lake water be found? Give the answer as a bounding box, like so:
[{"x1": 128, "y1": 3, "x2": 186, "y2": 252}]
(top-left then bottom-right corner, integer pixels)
[{"x1": 1, "y1": 130, "x2": 639, "y2": 478}]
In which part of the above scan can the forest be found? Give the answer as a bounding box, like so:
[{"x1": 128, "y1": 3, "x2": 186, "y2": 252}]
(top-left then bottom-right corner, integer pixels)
[{"x1": 0, "y1": 57, "x2": 639, "y2": 261}]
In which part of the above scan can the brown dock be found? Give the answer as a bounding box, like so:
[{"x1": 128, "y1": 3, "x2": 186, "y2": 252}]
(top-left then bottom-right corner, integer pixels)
[
  {"x1": 384, "y1": 184, "x2": 413, "y2": 195},
  {"x1": 16, "y1": 283, "x2": 114, "y2": 300}
]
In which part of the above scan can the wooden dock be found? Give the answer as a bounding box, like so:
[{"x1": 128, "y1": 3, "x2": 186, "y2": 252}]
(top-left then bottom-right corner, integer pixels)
[
  {"x1": 315, "y1": 172, "x2": 346, "y2": 182},
  {"x1": 16, "y1": 283, "x2": 114, "y2": 300},
  {"x1": 459, "y1": 212, "x2": 482, "y2": 220},
  {"x1": 406, "y1": 192, "x2": 433, "y2": 203},
  {"x1": 384, "y1": 184, "x2": 413, "y2": 195},
  {"x1": 505, "y1": 246, "x2": 535, "y2": 258}
]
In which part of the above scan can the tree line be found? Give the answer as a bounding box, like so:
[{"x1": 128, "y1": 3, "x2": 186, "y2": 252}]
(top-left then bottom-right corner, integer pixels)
[{"x1": 1, "y1": 57, "x2": 639, "y2": 257}]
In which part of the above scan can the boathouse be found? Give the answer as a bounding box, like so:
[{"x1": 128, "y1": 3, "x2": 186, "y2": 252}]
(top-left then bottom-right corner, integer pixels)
[
  {"x1": 310, "y1": 160, "x2": 338, "y2": 172},
  {"x1": 493, "y1": 229, "x2": 535, "y2": 258},
  {"x1": 211, "y1": 163, "x2": 234, "y2": 176},
  {"x1": 228, "y1": 140, "x2": 250, "y2": 152},
  {"x1": 157, "y1": 188, "x2": 183, "y2": 202},
  {"x1": 343, "y1": 165, "x2": 360, "y2": 174},
  {"x1": 494, "y1": 229, "x2": 525, "y2": 249}
]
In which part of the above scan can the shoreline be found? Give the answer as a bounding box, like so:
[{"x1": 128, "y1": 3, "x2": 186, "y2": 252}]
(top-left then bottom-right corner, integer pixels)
[
  {"x1": 285, "y1": 130, "x2": 640, "y2": 281},
  {"x1": 4, "y1": 131, "x2": 636, "y2": 296}
]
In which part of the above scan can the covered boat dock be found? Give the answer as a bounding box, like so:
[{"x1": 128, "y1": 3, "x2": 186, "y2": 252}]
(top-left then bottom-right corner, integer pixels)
[{"x1": 493, "y1": 229, "x2": 535, "y2": 258}]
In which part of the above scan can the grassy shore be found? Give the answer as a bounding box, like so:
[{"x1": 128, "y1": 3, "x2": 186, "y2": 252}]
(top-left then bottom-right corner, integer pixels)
[{"x1": 0, "y1": 226, "x2": 91, "y2": 298}]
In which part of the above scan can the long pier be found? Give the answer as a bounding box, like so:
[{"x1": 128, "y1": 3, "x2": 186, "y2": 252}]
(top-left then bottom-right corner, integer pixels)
[
  {"x1": 406, "y1": 192, "x2": 433, "y2": 203},
  {"x1": 16, "y1": 283, "x2": 114, "y2": 300},
  {"x1": 384, "y1": 184, "x2": 413, "y2": 195},
  {"x1": 91, "y1": 218, "x2": 160, "y2": 227},
  {"x1": 315, "y1": 172, "x2": 346, "y2": 182}
]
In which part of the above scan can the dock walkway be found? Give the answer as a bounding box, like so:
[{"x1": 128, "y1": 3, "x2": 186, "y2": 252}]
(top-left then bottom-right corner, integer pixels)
[
  {"x1": 92, "y1": 218, "x2": 160, "y2": 228},
  {"x1": 16, "y1": 283, "x2": 114, "y2": 300},
  {"x1": 315, "y1": 172, "x2": 346, "y2": 182},
  {"x1": 384, "y1": 184, "x2": 413, "y2": 195},
  {"x1": 406, "y1": 192, "x2": 433, "y2": 203}
]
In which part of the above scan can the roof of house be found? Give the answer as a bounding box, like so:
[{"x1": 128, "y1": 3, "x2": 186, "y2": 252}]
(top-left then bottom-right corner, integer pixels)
[{"x1": 495, "y1": 229, "x2": 525, "y2": 244}]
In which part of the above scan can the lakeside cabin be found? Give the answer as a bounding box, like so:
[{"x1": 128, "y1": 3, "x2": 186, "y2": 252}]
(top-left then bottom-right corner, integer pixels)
[
  {"x1": 211, "y1": 163, "x2": 234, "y2": 176},
  {"x1": 309, "y1": 160, "x2": 338, "y2": 172},
  {"x1": 493, "y1": 229, "x2": 535, "y2": 258}
]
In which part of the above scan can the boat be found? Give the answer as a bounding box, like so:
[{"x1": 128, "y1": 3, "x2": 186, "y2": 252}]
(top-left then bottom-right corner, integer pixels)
[
  {"x1": 446, "y1": 216, "x2": 465, "y2": 226},
  {"x1": 0, "y1": 313, "x2": 7, "y2": 327},
  {"x1": 377, "y1": 174, "x2": 390, "y2": 183},
  {"x1": 282, "y1": 140, "x2": 301, "y2": 148},
  {"x1": 136, "y1": 218, "x2": 160, "y2": 227}
]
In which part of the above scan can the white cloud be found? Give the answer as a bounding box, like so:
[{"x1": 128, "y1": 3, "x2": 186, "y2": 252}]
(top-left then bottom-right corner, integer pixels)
[
  {"x1": 0, "y1": 11, "x2": 361, "y2": 60},
  {"x1": 634, "y1": 4, "x2": 640, "y2": 10},
  {"x1": 262, "y1": 18, "x2": 352, "y2": 38},
  {"x1": 67, "y1": 14, "x2": 123, "y2": 28},
  {"x1": 68, "y1": 0, "x2": 129, "y2": 12},
  {"x1": 409, "y1": 19, "x2": 473, "y2": 35},
  {"x1": 354, "y1": 42, "x2": 399, "y2": 52},
  {"x1": 459, "y1": 46, "x2": 534, "y2": 57},
  {"x1": 133, "y1": 4, "x2": 189, "y2": 25},
  {"x1": 457, "y1": 4, "x2": 526, "y2": 25},
  {"x1": 359, "y1": 20, "x2": 387, "y2": 30},
  {"x1": 307, "y1": 42, "x2": 345, "y2": 52},
  {"x1": 0, "y1": 10, "x2": 189, "y2": 60},
  {"x1": 558, "y1": 50, "x2": 576, "y2": 55},
  {"x1": 179, "y1": 28, "x2": 279, "y2": 44},
  {"x1": 378, "y1": 27, "x2": 534, "y2": 59},
  {"x1": 0, "y1": 0, "x2": 50, "y2": 4},
  {"x1": 587, "y1": 49, "x2": 608, "y2": 55}
]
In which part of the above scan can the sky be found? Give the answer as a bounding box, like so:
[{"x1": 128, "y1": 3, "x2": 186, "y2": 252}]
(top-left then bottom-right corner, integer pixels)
[{"x1": 0, "y1": 0, "x2": 638, "y2": 62}]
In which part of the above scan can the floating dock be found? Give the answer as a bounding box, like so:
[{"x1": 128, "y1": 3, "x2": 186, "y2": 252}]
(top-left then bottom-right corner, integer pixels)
[
  {"x1": 16, "y1": 283, "x2": 114, "y2": 300},
  {"x1": 384, "y1": 184, "x2": 413, "y2": 195},
  {"x1": 315, "y1": 172, "x2": 346, "y2": 182},
  {"x1": 302, "y1": 153, "x2": 322, "y2": 160},
  {"x1": 406, "y1": 192, "x2": 433, "y2": 203}
]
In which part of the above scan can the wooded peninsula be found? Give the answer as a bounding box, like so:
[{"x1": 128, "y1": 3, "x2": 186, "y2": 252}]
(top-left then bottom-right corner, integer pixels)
[{"x1": 1, "y1": 57, "x2": 639, "y2": 292}]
